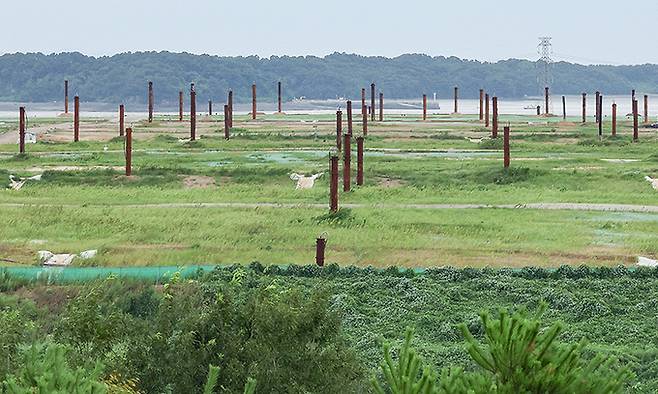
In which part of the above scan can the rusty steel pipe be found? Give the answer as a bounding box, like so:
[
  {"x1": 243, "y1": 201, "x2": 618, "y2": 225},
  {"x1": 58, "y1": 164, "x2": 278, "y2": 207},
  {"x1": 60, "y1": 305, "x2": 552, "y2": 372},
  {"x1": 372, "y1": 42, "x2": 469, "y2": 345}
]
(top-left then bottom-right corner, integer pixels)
[
  {"x1": 190, "y1": 84, "x2": 196, "y2": 141},
  {"x1": 330, "y1": 154, "x2": 339, "y2": 213},
  {"x1": 208, "y1": 100, "x2": 212, "y2": 116},
  {"x1": 336, "y1": 110, "x2": 342, "y2": 150},
  {"x1": 644, "y1": 95, "x2": 649, "y2": 124},
  {"x1": 453, "y1": 86, "x2": 458, "y2": 113},
  {"x1": 64, "y1": 80, "x2": 69, "y2": 114},
  {"x1": 19, "y1": 106, "x2": 25, "y2": 154},
  {"x1": 356, "y1": 136, "x2": 364, "y2": 186},
  {"x1": 379, "y1": 92, "x2": 383, "y2": 121},
  {"x1": 343, "y1": 133, "x2": 351, "y2": 192},
  {"x1": 598, "y1": 94, "x2": 603, "y2": 137},
  {"x1": 633, "y1": 99, "x2": 639, "y2": 141},
  {"x1": 503, "y1": 126, "x2": 510, "y2": 169},
  {"x1": 422, "y1": 94, "x2": 427, "y2": 121},
  {"x1": 544, "y1": 86, "x2": 549, "y2": 115},
  {"x1": 479, "y1": 89, "x2": 484, "y2": 121},
  {"x1": 278, "y1": 81, "x2": 282, "y2": 113},
  {"x1": 581, "y1": 93, "x2": 587, "y2": 123},
  {"x1": 251, "y1": 83, "x2": 257, "y2": 120},
  {"x1": 228, "y1": 90, "x2": 233, "y2": 128},
  {"x1": 347, "y1": 100, "x2": 353, "y2": 135},
  {"x1": 119, "y1": 104, "x2": 125, "y2": 136},
  {"x1": 125, "y1": 127, "x2": 132, "y2": 176},
  {"x1": 485, "y1": 93, "x2": 490, "y2": 127},
  {"x1": 361, "y1": 88, "x2": 366, "y2": 117},
  {"x1": 74, "y1": 95, "x2": 80, "y2": 142},
  {"x1": 492, "y1": 96, "x2": 498, "y2": 138},
  {"x1": 612, "y1": 103, "x2": 617, "y2": 136},
  {"x1": 315, "y1": 237, "x2": 326, "y2": 267},
  {"x1": 148, "y1": 81, "x2": 154, "y2": 123},
  {"x1": 370, "y1": 83, "x2": 376, "y2": 121},
  {"x1": 562, "y1": 96, "x2": 566, "y2": 120},
  {"x1": 179, "y1": 91, "x2": 183, "y2": 121},
  {"x1": 595, "y1": 91, "x2": 600, "y2": 123},
  {"x1": 224, "y1": 104, "x2": 230, "y2": 140},
  {"x1": 362, "y1": 105, "x2": 368, "y2": 135}
]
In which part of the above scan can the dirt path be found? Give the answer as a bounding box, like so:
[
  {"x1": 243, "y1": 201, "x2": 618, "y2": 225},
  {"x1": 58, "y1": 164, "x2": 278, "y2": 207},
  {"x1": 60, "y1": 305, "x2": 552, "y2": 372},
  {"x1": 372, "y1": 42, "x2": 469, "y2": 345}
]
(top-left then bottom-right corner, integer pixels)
[
  {"x1": 0, "y1": 202, "x2": 656, "y2": 213},
  {"x1": 0, "y1": 122, "x2": 73, "y2": 144}
]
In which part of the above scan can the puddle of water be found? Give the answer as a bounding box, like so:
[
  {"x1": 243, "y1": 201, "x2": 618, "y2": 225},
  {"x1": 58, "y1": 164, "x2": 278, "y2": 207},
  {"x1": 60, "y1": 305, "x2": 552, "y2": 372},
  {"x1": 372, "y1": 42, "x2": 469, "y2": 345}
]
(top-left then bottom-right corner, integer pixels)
[{"x1": 206, "y1": 161, "x2": 231, "y2": 167}]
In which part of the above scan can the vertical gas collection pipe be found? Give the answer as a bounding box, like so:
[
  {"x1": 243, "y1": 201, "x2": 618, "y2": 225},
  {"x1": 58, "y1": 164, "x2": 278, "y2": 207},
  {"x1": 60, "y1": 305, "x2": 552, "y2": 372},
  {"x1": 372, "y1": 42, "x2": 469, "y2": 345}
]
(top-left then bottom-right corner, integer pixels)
[
  {"x1": 581, "y1": 93, "x2": 587, "y2": 123},
  {"x1": 208, "y1": 100, "x2": 212, "y2": 116},
  {"x1": 251, "y1": 83, "x2": 257, "y2": 120},
  {"x1": 148, "y1": 81, "x2": 154, "y2": 123},
  {"x1": 356, "y1": 136, "x2": 364, "y2": 186},
  {"x1": 190, "y1": 84, "x2": 196, "y2": 141},
  {"x1": 485, "y1": 93, "x2": 490, "y2": 127},
  {"x1": 492, "y1": 96, "x2": 499, "y2": 138},
  {"x1": 611, "y1": 103, "x2": 617, "y2": 136},
  {"x1": 119, "y1": 104, "x2": 125, "y2": 136},
  {"x1": 422, "y1": 94, "x2": 427, "y2": 121},
  {"x1": 329, "y1": 154, "x2": 339, "y2": 213},
  {"x1": 633, "y1": 100, "x2": 639, "y2": 141},
  {"x1": 347, "y1": 100, "x2": 353, "y2": 135},
  {"x1": 74, "y1": 95, "x2": 80, "y2": 142},
  {"x1": 562, "y1": 96, "x2": 566, "y2": 120},
  {"x1": 315, "y1": 237, "x2": 326, "y2": 267},
  {"x1": 503, "y1": 126, "x2": 510, "y2": 169},
  {"x1": 228, "y1": 90, "x2": 233, "y2": 128},
  {"x1": 179, "y1": 91, "x2": 184, "y2": 121},
  {"x1": 598, "y1": 94, "x2": 603, "y2": 137},
  {"x1": 379, "y1": 92, "x2": 383, "y2": 121},
  {"x1": 343, "y1": 133, "x2": 351, "y2": 192},
  {"x1": 336, "y1": 110, "x2": 342, "y2": 151},
  {"x1": 370, "y1": 83, "x2": 376, "y2": 121},
  {"x1": 644, "y1": 95, "x2": 649, "y2": 124},
  {"x1": 453, "y1": 86, "x2": 458, "y2": 113},
  {"x1": 595, "y1": 91, "x2": 600, "y2": 123},
  {"x1": 125, "y1": 127, "x2": 132, "y2": 176},
  {"x1": 278, "y1": 81, "x2": 282, "y2": 113},
  {"x1": 64, "y1": 80, "x2": 69, "y2": 114},
  {"x1": 544, "y1": 86, "x2": 549, "y2": 115},
  {"x1": 361, "y1": 88, "x2": 366, "y2": 118},
  {"x1": 224, "y1": 104, "x2": 230, "y2": 140},
  {"x1": 362, "y1": 105, "x2": 368, "y2": 135},
  {"x1": 19, "y1": 107, "x2": 25, "y2": 154}
]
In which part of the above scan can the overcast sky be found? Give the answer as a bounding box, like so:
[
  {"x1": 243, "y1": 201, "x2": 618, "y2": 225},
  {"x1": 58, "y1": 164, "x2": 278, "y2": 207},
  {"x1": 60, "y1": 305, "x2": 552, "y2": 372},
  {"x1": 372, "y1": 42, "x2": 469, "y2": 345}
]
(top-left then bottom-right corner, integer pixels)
[{"x1": 2, "y1": 0, "x2": 657, "y2": 65}]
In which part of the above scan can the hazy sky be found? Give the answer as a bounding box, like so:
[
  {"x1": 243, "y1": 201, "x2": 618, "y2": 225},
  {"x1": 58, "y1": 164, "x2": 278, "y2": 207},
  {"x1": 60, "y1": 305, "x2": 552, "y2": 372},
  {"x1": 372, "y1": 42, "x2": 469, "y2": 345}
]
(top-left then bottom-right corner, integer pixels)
[{"x1": 2, "y1": 0, "x2": 657, "y2": 65}]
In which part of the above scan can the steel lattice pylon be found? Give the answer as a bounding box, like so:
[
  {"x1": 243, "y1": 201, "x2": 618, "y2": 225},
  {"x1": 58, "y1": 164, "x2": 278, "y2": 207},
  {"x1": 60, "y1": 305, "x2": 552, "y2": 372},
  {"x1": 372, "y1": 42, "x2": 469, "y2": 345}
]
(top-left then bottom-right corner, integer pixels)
[{"x1": 537, "y1": 37, "x2": 553, "y2": 113}]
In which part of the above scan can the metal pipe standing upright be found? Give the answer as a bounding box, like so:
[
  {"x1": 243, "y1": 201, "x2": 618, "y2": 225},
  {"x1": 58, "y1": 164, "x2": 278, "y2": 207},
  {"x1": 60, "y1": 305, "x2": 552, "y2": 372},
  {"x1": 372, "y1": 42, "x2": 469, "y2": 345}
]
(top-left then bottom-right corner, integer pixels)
[
  {"x1": 228, "y1": 90, "x2": 233, "y2": 128},
  {"x1": 74, "y1": 95, "x2": 80, "y2": 142},
  {"x1": 19, "y1": 107, "x2": 25, "y2": 154},
  {"x1": 251, "y1": 83, "x2": 257, "y2": 120},
  {"x1": 581, "y1": 93, "x2": 587, "y2": 123},
  {"x1": 492, "y1": 96, "x2": 499, "y2": 138},
  {"x1": 453, "y1": 86, "x2": 458, "y2": 113},
  {"x1": 595, "y1": 91, "x2": 600, "y2": 123},
  {"x1": 485, "y1": 93, "x2": 490, "y2": 127},
  {"x1": 633, "y1": 99, "x2": 639, "y2": 141},
  {"x1": 125, "y1": 127, "x2": 132, "y2": 176},
  {"x1": 632, "y1": 89, "x2": 636, "y2": 109},
  {"x1": 536, "y1": 106, "x2": 541, "y2": 116},
  {"x1": 611, "y1": 103, "x2": 617, "y2": 136},
  {"x1": 544, "y1": 86, "x2": 549, "y2": 115},
  {"x1": 190, "y1": 83, "x2": 196, "y2": 141},
  {"x1": 356, "y1": 136, "x2": 364, "y2": 186},
  {"x1": 644, "y1": 95, "x2": 649, "y2": 124},
  {"x1": 503, "y1": 126, "x2": 510, "y2": 169},
  {"x1": 370, "y1": 83, "x2": 376, "y2": 121},
  {"x1": 361, "y1": 88, "x2": 366, "y2": 118},
  {"x1": 148, "y1": 81, "x2": 154, "y2": 123},
  {"x1": 224, "y1": 104, "x2": 230, "y2": 140},
  {"x1": 379, "y1": 92, "x2": 383, "y2": 121},
  {"x1": 422, "y1": 94, "x2": 427, "y2": 121},
  {"x1": 598, "y1": 94, "x2": 603, "y2": 137},
  {"x1": 208, "y1": 100, "x2": 212, "y2": 116},
  {"x1": 329, "y1": 154, "x2": 339, "y2": 213},
  {"x1": 479, "y1": 89, "x2": 484, "y2": 121},
  {"x1": 347, "y1": 100, "x2": 353, "y2": 136},
  {"x1": 315, "y1": 237, "x2": 326, "y2": 267},
  {"x1": 562, "y1": 96, "x2": 566, "y2": 120},
  {"x1": 179, "y1": 91, "x2": 183, "y2": 121},
  {"x1": 278, "y1": 81, "x2": 282, "y2": 113},
  {"x1": 119, "y1": 104, "x2": 125, "y2": 136},
  {"x1": 343, "y1": 133, "x2": 351, "y2": 192},
  {"x1": 64, "y1": 80, "x2": 69, "y2": 114},
  {"x1": 336, "y1": 110, "x2": 342, "y2": 151},
  {"x1": 362, "y1": 105, "x2": 368, "y2": 135}
]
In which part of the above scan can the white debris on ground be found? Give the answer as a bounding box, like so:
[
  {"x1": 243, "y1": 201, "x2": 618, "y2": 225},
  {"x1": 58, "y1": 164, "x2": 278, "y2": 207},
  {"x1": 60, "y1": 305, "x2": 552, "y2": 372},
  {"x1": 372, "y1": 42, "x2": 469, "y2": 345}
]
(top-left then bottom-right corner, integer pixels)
[
  {"x1": 465, "y1": 137, "x2": 486, "y2": 143},
  {"x1": 290, "y1": 173, "x2": 323, "y2": 189},
  {"x1": 38, "y1": 249, "x2": 98, "y2": 266},
  {"x1": 637, "y1": 256, "x2": 658, "y2": 267},
  {"x1": 8, "y1": 174, "x2": 42, "y2": 190},
  {"x1": 16, "y1": 132, "x2": 37, "y2": 144},
  {"x1": 644, "y1": 176, "x2": 658, "y2": 191}
]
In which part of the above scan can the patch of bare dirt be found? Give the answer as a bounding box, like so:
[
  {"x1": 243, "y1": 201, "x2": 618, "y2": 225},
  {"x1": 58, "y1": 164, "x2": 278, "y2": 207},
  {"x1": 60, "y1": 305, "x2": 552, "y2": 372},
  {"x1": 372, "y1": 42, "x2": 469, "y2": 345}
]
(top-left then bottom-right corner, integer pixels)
[
  {"x1": 377, "y1": 177, "x2": 406, "y2": 188},
  {"x1": 183, "y1": 175, "x2": 216, "y2": 189}
]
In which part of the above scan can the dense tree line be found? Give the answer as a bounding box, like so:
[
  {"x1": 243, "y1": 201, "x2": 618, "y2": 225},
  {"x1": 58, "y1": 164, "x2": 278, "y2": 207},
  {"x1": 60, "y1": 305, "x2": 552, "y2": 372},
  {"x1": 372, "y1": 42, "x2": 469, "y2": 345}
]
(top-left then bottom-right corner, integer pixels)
[{"x1": 0, "y1": 52, "x2": 656, "y2": 105}]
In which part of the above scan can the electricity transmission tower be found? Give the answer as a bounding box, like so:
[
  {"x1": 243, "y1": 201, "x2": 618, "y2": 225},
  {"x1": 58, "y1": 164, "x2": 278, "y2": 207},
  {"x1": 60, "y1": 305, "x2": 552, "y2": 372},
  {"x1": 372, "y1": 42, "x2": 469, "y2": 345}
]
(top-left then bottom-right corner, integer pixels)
[{"x1": 537, "y1": 37, "x2": 553, "y2": 112}]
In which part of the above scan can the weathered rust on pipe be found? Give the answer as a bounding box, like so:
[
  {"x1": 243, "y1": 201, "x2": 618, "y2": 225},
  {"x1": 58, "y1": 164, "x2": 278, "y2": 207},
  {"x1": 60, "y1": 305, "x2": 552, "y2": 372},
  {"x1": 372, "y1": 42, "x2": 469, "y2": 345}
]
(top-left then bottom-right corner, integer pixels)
[
  {"x1": 536, "y1": 106, "x2": 541, "y2": 116},
  {"x1": 208, "y1": 100, "x2": 212, "y2": 116},
  {"x1": 190, "y1": 83, "x2": 196, "y2": 141},
  {"x1": 581, "y1": 93, "x2": 586, "y2": 123},
  {"x1": 119, "y1": 104, "x2": 125, "y2": 136},
  {"x1": 633, "y1": 99, "x2": 639, "y2": 141},
  {"x1": 228, "y1": 90, "x2": 233, "y2": 128},
  {"x1": 64, "y1": 80, "x2": 69, "y2": 114},
  {"x1": 336, "y1": 110, "x2": 342, "y2": 151},
  {"x1": 125, "y1": 127, "x2": 132, "y2": 176},
  {"x1": 74, "y1": 95, "x2": 80, "y2": 142},
  {"x1": 453, "y1": 86, "x2": 458, "y2": 114},
  {"x1": 224, "y1": 104, "x2": 230, "y2": 140},
  {"x1": 379, "y1": 92, "x2": 384, "y2": 121},
  {"x1": 611, "y1": 103, "x2": 617, "y2": 136},
  {"x1": 485, "y1": 93, "x2": 490, "y2": 127},
  {"x1": 362, "y1": 105, "x2": 368, "y2": 135},
  {"x1": 330, "y1": 154, "x2": 339, "y2": 213},
  {"x1": 315, "y1": 237, "x2": 326, "y2": 267},
  {"x1": 148, "y1": 81, "x2": 154, "y2": 123},
  {"x1": 179, "y1": 91, "x2": 183, "y2": 121},
  {"x1": 595, "y1": 91, "x2": 600, "y2": 123},
  {"x1": 479, "y1": 89, "x2": 484, "y2": 121},
  {"x1": 503, "y1": 125, "x2": 510, "y2": 169},
  {"x1": 278, "y1": 81, "x2": 282, "y2": 113},
  {"x1": 492, "y1": 96, "x2": 498, "y2": 138},
  {"x1": 644, "y1": 95, "x2": 649, "y2": 124},
  {"x1": 19, "y1": 106, "x2": 25, "y2": 154},
  {"x1": 251, "y1": 83, "x2": 257, "y2": 120},
  {"x1": 544, "y1": 86, "x2": 549, "y2": 115},
  {"x1": 343, "y1": 133, "x2": 351, "y2": 192},
  {"x1": 422, "y1": 94, "x2": 427, "y2": 121},
  {"x1": 361, "y1": 88, "x2": 366, "y2": 117},
  {"x1": 370, "y1": 83, "x2": 376, "y2": 121},
  {"x1": 598, "y1": 94, "x2": 603, "y2": 137},
  {"x1": 562, "y1": 96, "x2": 566, "y2": 120},
  {"x1": 356, "y1": 136, "x2": 364, "y2": 186},
  {"x1": 347, "y1": 100, "x2": 353, "y2": 135}
]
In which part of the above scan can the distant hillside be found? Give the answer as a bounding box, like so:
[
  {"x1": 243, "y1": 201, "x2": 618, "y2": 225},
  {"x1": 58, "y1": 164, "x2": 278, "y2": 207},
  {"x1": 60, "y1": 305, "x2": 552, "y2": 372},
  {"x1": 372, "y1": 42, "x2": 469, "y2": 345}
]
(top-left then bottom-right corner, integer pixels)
[{"x1": 1, "y1": 51, "x2": 657, "y2": 105}]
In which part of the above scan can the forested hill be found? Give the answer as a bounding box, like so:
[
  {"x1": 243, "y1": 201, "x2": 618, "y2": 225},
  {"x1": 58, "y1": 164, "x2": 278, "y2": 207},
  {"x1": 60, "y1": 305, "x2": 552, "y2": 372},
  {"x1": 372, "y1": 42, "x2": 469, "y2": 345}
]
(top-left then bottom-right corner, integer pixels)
[{"x1": 1, "y1": 51, "x2": 657, "y2": 104}]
